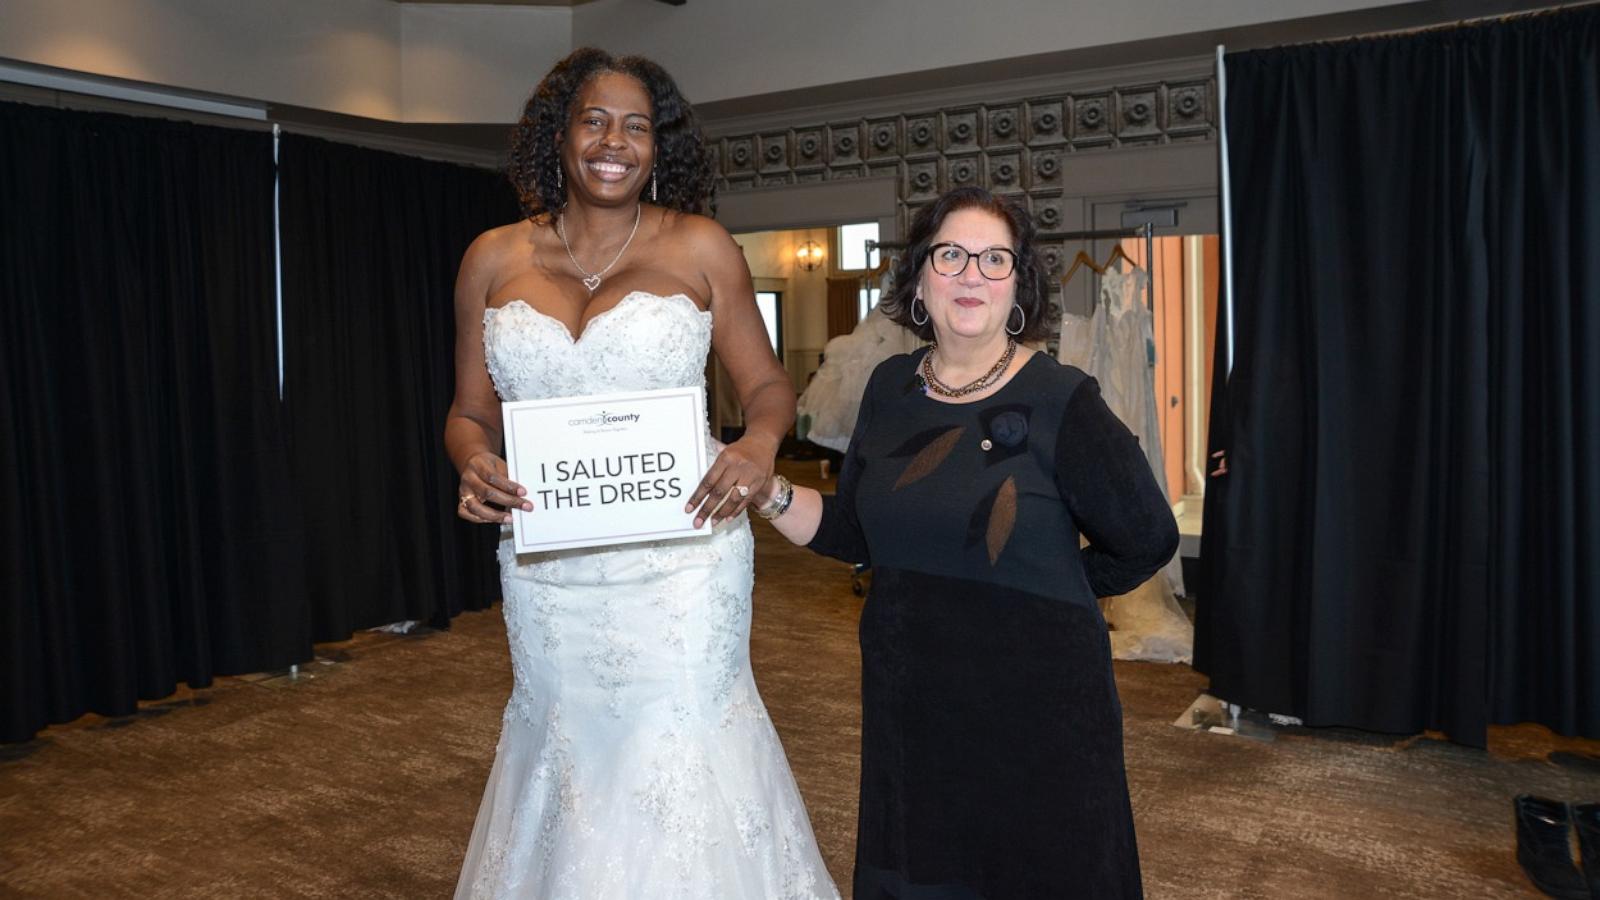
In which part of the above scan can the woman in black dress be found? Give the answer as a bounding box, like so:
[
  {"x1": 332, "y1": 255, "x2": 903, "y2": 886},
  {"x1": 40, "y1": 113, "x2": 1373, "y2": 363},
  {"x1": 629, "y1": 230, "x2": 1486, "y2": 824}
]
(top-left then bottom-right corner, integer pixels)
[{"x1": 750, "y1": 186, "x2": 1177, "y2": 899}]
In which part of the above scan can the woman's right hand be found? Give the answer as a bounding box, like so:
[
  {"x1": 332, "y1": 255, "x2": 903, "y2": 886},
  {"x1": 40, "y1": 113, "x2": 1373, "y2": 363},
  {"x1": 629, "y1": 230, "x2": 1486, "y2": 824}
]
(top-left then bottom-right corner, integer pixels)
[{"x1": 458, "y1": 450, "x2": 532, "y2": 524}]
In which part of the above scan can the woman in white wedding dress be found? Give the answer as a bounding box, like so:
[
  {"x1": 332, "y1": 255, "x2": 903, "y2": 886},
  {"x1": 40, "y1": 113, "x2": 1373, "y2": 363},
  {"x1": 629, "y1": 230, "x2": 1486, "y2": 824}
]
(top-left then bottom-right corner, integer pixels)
[{"x1": 444, "y1": 49, "x2": 838, "y2": 899}]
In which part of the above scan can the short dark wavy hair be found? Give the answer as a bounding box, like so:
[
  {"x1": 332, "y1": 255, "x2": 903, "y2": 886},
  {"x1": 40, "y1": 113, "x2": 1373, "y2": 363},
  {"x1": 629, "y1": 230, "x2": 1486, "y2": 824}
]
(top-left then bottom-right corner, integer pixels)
[
  {"x1": 508, "y1": 47, "x2": 716, "y2": 219},
  {"x1": 880, "y1": 186, "x2": 1052, "y2": 343}
]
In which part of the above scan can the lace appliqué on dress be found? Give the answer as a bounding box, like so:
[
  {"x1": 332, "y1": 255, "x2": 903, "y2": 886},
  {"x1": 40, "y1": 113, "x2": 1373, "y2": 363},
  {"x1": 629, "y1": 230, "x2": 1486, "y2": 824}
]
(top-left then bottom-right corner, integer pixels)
[
  {"x1": 469, "y1": 704, "x2": 587, "y2": 900},
  {"x1": 482, "y1": 293, "x2": 711, "y2": 403}
]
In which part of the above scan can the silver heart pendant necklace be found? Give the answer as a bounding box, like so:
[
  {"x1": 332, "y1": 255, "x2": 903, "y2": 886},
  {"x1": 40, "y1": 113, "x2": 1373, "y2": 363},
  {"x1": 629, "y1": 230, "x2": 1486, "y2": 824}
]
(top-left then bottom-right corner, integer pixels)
[{"x1": 557, "y1": 204, "x2": 642, "y2": 295}]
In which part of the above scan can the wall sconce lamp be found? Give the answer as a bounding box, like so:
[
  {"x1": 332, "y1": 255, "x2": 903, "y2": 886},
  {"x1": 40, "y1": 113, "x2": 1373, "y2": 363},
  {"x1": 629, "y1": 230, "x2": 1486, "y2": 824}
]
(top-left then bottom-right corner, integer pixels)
[{"x1": 796, "y1": 240, "x2": 824, "y2": 271}]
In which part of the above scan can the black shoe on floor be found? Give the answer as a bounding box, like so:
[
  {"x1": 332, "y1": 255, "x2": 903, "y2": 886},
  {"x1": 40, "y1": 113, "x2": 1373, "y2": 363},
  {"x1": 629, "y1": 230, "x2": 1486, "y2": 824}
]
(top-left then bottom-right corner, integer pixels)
[
  {"x1": 1516, "y1": 795, "x2": 1589, "y2": 899},
  {"x1": 1573, "y1": 802, "x2": 1600, "y2": 899}
]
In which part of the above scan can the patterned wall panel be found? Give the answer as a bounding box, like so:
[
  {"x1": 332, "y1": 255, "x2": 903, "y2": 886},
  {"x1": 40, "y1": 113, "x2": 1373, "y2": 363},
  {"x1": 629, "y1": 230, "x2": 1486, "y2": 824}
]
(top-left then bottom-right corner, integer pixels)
[
  {"x1": 987, "y1": 151, "x2": 1024, "y2": 194},
  {"x1": 986, "y1": 104, "x2": 1023, "y2": 150},
  {"x1": 865, "y1": 118, "x2": 900, "y2": 161},
  {"x1": 1031, "y1": 146, "x2": 1066, "y2": 191},
  {"x1": 943, "y1": 107, "x2": 982, "y2": 154},
  {"x1": 868, "y1": 161, "x2": 901, "y2": 185},
  {"x1": 1027, "y1": 99, "x2": 1067, "y2": 145},
  {"x1": 1166, "y1": 82, "x2": 1212, "y2": 138},
  {"x1": 795, "y1": 128, "x2": 826, "y2": 169},
  {"x1": 945, "y1": 153, "x2": 982, "y2": 192},
  {"x1": 725, "y1": 135, "x2": 756, "y2": 177},
  {"x1": 828, "y1": 121, "x2": 863, "y2": 167},
  {"x1": 905, "y1": 115, "x2": 939, "y2": 157},
  {"x1": 758, "y1": 132, "x2": 790, "y2": 176},
  {"x1": 1116, "y1": 86, "x2": 1162, "y2": 143},
  {"x1": 905, "y1": 159, "x2": 940, "y2": 203},
  {"x1": 1071, "y1": 93, "x2": 1113, "y2": 146},
  {"x1": 709, "y1": 76, "x2": 1217, "y2": 278},
  {"x1": 1029, "y1": 194, "x2": 1068, "y2": 233}
]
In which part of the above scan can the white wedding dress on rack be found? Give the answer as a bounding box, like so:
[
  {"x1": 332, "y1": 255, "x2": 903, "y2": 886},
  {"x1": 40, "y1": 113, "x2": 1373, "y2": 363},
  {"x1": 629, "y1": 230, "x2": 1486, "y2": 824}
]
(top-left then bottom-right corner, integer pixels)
[
  {"x1": 457, "y1": 292, "x2": 839, "y2": 900},
  {"x1": 798, "y1": 306, "x2": 922, "y2": 453},
  {"x1": 1059, "y1": 267, "x2": 1192, "y2": 664}
]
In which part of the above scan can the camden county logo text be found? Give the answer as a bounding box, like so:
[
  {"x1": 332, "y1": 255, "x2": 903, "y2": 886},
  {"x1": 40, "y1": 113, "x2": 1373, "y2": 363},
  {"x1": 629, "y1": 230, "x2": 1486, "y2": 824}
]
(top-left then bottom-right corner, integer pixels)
[{"x1": 567, "y1": 408, "x2": 641, "y2": 427}]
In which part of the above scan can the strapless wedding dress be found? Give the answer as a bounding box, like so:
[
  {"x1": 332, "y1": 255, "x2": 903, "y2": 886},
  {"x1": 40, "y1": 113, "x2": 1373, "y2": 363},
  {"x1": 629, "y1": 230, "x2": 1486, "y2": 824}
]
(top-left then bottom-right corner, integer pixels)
[{"x1": 455, "y1": 292, "x2": 838, "y2": 899}]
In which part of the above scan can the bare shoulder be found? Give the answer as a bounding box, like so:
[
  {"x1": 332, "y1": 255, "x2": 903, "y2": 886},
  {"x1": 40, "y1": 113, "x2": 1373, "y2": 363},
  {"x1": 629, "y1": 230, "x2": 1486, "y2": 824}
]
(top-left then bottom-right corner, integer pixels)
[
  {"x1": 464, "y1": 219, "x2": 534, "y2": 269},
  {"x1": 452, "y1": 220, "x2": 532, "y2": 314},
  {"x1": 457, "y1": 219, "x2": 537, "y2": 300},
  {"x1": 658, "y1": 209, "x2": 739, "y2": 258}
]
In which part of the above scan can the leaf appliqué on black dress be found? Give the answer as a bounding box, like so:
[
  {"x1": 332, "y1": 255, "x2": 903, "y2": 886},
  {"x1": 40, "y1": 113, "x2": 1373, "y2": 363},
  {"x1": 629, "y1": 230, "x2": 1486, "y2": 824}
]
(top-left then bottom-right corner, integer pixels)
[
  {"x1": 966, "y1": 475, "x2": 1020, "y2": 565},
  {"x1": 891, "y1": 425, "x2": 966, "y2": 491}
]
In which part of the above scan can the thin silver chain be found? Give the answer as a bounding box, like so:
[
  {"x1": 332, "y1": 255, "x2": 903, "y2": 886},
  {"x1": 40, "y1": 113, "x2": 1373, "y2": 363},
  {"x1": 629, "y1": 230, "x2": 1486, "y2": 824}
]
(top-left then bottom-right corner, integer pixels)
[{"x1": 556, "y1": 204, "x2": 642, "y2": 292}]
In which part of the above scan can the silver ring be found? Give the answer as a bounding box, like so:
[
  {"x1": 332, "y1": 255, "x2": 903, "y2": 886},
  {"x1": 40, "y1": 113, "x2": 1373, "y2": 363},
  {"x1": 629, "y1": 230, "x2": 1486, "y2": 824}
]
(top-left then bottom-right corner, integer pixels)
[
  {"x1": 459, "y1": 494, "x2": 474, "y2": 506},
  {"x1": 735, "y1": 484, "x2": 750, "y2": 498}
]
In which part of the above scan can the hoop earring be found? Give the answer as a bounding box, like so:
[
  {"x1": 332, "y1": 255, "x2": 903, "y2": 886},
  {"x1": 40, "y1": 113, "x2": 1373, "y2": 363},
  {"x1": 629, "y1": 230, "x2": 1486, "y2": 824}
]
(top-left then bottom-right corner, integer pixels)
[
  {"x1": 1006, "y1": 303, "x2": 1025, "y2": 336},
  {"x1": 651, "y1": 168, "x2": 658, "y2": 203},
  {"x1": 911, "y1": 295, "x2": 929, "y2": 327}
]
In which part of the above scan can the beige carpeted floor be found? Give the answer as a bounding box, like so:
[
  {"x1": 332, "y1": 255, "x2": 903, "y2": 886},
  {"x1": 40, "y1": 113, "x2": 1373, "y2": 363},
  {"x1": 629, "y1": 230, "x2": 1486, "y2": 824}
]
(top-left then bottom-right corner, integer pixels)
[{"x1": 3, "y1": 461, "x2": 1596, "y2": 898}]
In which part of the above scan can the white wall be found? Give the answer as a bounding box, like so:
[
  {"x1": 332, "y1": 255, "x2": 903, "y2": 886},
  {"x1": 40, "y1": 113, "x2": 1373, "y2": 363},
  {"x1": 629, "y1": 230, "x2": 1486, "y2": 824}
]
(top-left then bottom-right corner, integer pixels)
[
  {"x1": 572, "y1": 0, "x2": 1413, "y2": 103},
  {"x1": 0, "y1": 0, "x2": 570, "y2": 122},
  {"x1": 399, "y1": 4, "x2": 570, "y2": 123},
  {"x1": 736, "y1": 229, "x2": 798, "y2": 281},
  {"x1": 733, "y1": 227, "x2": 835, "y2": 391}
]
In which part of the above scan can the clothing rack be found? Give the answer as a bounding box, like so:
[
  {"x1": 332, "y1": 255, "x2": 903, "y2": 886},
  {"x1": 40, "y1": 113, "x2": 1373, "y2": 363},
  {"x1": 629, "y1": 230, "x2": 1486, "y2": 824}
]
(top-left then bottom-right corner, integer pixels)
[
  {"x1": 1041, "y1": 223, "x2": 1155, "y2": 244},
  {"x1": 1043, "y1": 223, "x2": 1156, "y2": 312}
]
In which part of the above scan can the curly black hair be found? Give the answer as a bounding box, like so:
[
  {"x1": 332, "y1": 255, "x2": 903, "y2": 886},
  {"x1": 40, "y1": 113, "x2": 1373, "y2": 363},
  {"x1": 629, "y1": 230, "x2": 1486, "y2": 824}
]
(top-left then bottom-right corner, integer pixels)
[
  {"x1": 880, "y1": 186, "x2": 1052, "y2": 343},
  {"x1": 508, "y1": 47, "x2": 716, "y2": 220}
]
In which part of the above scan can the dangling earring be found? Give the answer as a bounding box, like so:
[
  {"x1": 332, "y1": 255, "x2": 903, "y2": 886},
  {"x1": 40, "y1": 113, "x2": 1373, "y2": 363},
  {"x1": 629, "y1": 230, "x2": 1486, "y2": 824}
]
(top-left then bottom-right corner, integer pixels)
[
  {"x1": 911, "y1": 295, "x2": 929, "y2": 327},
  {"x1": 555, "y1": 162, "x2": 562, "y2": 190},
  {"x1": 1006, "y1": 303, "x2": 1025, "y2": 337},
  {"x1": 650, "y1": 168, "x2": 658, "y2": 203}
]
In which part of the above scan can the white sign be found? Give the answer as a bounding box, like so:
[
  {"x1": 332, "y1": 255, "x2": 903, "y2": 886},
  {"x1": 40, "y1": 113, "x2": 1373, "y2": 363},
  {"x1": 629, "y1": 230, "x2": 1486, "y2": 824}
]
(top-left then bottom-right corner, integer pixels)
[{"x1": 501, "y1": 386, "x2": 708, "y2": 554}]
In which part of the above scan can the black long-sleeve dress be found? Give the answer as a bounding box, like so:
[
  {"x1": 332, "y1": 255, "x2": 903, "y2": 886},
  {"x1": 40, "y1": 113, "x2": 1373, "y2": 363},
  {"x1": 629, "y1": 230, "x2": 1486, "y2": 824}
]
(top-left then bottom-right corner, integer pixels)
[{"x1": 809, "y1": 348, "x2": 1178, "y2": 900}]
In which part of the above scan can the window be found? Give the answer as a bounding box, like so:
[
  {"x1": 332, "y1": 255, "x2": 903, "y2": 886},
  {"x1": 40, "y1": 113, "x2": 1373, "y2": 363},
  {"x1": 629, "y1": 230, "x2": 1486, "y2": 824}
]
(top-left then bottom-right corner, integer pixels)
[
  {"x1": 754, "y1": 291, "x2": 782, "y2": 356},
  {"x1": 858, "y1": 287, "x2": 880, "y2": 321},
  {"x1": 838, "y1": 222, "x2": 880, "y2": 271}
]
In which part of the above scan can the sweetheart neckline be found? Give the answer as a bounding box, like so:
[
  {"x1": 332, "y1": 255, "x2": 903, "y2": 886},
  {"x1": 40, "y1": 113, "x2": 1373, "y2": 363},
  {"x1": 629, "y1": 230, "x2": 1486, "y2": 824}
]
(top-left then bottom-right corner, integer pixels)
[{"x1": 484, "y1": 292, "x2": 709, "y2": 345}]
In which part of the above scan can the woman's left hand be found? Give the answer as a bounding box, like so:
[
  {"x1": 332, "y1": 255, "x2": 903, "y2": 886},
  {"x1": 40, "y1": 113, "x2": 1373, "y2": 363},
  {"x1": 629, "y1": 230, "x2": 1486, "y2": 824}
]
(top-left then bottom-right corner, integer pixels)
[{"x1": 685, "y1": 437, "x2": 777, "y2": 528}]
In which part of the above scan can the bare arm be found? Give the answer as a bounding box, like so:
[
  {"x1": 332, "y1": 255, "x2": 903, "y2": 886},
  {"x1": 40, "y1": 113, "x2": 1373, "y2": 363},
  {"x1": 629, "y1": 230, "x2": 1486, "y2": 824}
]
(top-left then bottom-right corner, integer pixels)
[
  {"x1": 753, "y1": 360, "x2": 881, "y2": 562},
  {"x1": 445, "y1": 229, "x2": 532, "y2": 524},
  {"x1": 752, "y1": 482, "x2": 823, "y2": 545},
  {"x1": 682, "y1": 218, "x2": 797, "y2": 527}
]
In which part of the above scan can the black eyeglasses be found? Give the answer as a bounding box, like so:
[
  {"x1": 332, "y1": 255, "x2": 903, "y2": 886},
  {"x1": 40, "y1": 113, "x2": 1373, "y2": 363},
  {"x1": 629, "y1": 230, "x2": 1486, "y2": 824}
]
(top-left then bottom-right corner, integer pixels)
[{"x1": 927, "y1": 242, "x2": 1017, "y2": 280}]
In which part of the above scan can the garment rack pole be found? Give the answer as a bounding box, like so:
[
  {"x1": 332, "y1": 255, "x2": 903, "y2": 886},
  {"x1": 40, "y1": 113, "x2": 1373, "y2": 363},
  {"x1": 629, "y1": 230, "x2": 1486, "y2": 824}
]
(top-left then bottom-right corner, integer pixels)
[
  {"x1": 1039, "y1": 224, "x2": 1152, "y2": 242},
  {"x1": 1043, "y1": 223, "x2": 1156, "y2": 312}
]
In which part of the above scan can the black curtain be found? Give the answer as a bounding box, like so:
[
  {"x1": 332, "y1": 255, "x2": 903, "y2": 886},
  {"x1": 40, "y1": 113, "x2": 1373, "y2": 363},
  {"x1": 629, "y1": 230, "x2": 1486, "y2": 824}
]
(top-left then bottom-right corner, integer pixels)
[
  {"x1": 1197, "y1": 8, "x2": 1600, "y2": 745},
  {"x1": 1, "y1": 103, "x2": 306, "y2": 743},
  {"x1": 277, "y1": 134, "x2": 514, "y2": 642}
]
